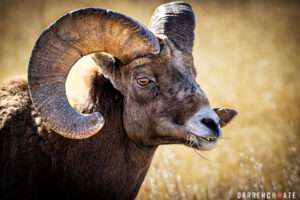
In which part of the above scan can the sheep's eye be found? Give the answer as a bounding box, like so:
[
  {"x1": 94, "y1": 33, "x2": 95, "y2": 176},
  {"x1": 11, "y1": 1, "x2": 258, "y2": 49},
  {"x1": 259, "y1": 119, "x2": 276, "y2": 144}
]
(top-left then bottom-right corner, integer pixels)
[{"x1": 137, "y1": 77, "x2": 151, "y2": 87}]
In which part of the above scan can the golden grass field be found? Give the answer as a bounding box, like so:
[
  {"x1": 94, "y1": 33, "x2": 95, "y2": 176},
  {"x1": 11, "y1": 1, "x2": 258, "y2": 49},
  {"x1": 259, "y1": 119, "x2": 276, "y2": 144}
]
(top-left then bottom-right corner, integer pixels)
[{"x1": 0, "y1": 0, "x2": 300, "y2": 199}]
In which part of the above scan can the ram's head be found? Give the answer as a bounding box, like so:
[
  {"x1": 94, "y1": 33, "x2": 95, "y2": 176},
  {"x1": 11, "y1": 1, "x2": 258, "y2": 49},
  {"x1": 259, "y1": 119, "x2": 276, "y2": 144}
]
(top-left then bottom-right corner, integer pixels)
[{"x1": 28, "y1": 2, "x2": 237, "y2": 150}]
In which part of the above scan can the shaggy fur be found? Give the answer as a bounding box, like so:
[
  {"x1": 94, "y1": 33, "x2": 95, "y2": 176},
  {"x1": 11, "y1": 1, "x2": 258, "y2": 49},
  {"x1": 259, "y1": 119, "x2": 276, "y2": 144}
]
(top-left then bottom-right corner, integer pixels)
[{"x1": 0, "y1": 77, "x2": 156, "y2": 200}]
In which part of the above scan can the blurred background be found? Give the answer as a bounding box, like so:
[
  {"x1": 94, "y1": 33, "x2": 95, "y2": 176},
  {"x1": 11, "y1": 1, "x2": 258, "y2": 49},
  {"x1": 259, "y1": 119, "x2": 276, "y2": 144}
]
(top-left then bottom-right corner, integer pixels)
[{"x1": 0, "y1": 0, "x2": 300, "y2": 199}]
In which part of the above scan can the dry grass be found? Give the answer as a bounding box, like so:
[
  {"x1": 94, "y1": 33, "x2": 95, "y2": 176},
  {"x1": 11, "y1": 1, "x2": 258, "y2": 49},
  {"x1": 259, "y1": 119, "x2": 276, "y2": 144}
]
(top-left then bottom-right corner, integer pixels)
[{"x1": 1, "y1": 0, "x2": 300, "y2": 199}]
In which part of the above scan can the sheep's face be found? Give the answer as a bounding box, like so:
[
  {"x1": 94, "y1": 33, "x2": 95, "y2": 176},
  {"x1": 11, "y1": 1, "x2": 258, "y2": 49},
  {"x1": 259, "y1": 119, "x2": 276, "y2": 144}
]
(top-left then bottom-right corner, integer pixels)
[{"x1": 100, "y1": 39, "x2": 237, "y2": 150}]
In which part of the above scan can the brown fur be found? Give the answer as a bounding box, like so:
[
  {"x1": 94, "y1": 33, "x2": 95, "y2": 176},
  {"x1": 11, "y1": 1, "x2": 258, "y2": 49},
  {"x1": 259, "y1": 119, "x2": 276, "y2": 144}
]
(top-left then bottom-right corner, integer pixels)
[{"x1": 0, "y1": 77, "x2": 155, "y2": 200}]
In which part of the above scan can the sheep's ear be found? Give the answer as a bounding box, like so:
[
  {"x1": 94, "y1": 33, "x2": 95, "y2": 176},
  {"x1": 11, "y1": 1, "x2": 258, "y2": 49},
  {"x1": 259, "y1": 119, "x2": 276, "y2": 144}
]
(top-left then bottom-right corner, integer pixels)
[
  {"x1": 150, "y1": 2, "x2": 195, "y2": 54},
  {"x1": 92, "y1": 53, "x2": 116, "y2": 79},
  {"x1": 91, "y1": 53, "x2": 123, "y2": 90},
  {"x1": 214, "y1": 108, "x2": 238, "y2": 127}
]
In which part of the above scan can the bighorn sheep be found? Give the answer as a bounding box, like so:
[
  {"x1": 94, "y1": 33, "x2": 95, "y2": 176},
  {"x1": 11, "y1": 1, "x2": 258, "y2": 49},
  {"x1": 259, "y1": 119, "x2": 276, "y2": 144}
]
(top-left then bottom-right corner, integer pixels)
[{"x1": 0, "y1": 2, "x2": 237, "y2": 199}]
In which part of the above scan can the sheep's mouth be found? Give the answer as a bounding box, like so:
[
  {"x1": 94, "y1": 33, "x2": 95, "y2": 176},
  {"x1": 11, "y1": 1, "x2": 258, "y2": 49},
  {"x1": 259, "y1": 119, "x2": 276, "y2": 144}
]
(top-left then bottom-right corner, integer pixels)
[{"x1": 185, "y1": 131, "x2": 218, "y2": 150}]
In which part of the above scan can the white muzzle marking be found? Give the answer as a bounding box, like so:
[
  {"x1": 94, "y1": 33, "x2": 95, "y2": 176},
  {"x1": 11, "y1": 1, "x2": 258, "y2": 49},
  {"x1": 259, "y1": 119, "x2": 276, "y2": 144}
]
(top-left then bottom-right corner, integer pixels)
[{"x1": 185, "y1": 106, "x2": 221, "y2": 138}]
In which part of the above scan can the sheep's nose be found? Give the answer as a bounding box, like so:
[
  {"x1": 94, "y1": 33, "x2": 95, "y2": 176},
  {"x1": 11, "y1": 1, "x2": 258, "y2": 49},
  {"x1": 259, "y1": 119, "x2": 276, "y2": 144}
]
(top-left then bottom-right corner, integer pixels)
[{"x1": 201, "y1": 118, "x2": 220, "y2": 137}]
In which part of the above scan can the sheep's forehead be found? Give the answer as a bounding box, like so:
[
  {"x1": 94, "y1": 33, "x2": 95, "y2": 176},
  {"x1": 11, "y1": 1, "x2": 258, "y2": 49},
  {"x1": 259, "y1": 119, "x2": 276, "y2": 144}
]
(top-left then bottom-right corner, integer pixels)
[
  {"x1": 128, "y1": 41, "x2": 195, "y2": 82},
  {"x1": 155, "y1": 53, "x2": 195, "y2": 83},
  {"x1": 130, "y1": 56, "x2": 193, "y2": 79}
]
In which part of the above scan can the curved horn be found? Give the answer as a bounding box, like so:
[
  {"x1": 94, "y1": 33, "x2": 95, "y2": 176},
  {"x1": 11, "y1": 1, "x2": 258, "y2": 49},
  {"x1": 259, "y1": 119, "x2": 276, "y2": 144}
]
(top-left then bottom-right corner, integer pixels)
[
  {"x1": 28, "y1": 8, "x2": 160, "y2": 139},
  {"x1": 150, "y1": 1, "x2": 195, "y2": 53}
]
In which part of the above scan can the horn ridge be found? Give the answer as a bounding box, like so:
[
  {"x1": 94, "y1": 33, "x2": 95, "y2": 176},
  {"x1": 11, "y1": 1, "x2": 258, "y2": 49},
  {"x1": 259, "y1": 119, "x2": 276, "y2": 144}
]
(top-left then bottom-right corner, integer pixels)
[{"x1": 150, "y1": 1, "x2": 195, "y2": 53}]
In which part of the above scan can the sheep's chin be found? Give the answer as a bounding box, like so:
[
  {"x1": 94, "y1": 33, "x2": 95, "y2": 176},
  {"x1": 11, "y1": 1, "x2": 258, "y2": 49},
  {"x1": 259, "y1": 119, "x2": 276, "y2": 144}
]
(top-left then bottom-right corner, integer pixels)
[{"x1": 185, "y1": 133, "x2": 218, "y2": 151}]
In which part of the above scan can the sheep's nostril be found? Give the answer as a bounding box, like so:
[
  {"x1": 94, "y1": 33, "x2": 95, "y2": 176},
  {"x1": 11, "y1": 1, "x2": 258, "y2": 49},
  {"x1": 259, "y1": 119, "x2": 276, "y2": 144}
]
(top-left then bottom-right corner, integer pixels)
[
  {"x1": 191, "y1": 84, "x2": 197, "y2": 93},
  {"x1": 201, "y1": 118, "x2": 220, "y2": 137}
]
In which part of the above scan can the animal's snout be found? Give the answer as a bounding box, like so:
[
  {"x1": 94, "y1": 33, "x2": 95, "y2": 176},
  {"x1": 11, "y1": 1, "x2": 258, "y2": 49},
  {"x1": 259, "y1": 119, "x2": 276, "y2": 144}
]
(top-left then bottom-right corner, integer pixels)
[{"x1": 201, "y1": 118, "x2": 220, "y2": 137}]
